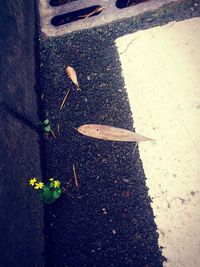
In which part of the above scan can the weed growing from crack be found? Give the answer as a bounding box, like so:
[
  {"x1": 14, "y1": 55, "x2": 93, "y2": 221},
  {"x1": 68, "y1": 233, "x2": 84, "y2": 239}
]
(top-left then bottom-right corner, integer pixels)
[{"x1": 29, "y1": 177, "x2": 62, "y2": 204}]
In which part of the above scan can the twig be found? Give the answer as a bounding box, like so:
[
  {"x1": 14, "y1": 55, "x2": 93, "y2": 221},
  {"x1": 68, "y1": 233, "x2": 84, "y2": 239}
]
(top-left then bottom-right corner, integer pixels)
[
  {"x1": 132, "y1": 142, "x2": 138, "y2": 157},
  {"x1": 119, "y1": 37, "x2": 139, "y2": 55},
  {"x1": 57, "y1": 124, "x2": 60, "y2": 134},
  {"x1": 51, "y1": 129, "x2": 57, "y2": 139},
  {"x1": 72, "y1": 164, "x2": 78, "y2": 189},
  {"x1": 79, "y1": 6, "x2": 105, "y2": 19},
  {"x1": 60, "y1": 89, "x2": 71, "y2": 109},
  {"x1": 41, "y1": 93, "x2": 57, "y2": 101}
]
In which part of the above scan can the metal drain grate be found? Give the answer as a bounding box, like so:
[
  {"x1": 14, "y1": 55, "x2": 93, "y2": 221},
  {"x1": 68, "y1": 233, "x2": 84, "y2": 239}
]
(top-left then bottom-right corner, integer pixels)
[{"x1": 39, "y1": 0, "x2": 177, "y2": 37}]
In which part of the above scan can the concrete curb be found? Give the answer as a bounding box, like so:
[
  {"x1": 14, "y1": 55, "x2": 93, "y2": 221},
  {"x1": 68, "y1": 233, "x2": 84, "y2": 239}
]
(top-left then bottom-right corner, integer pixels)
[{"x1": 0, "y1": 1, "x2": 44, "y2": 266}]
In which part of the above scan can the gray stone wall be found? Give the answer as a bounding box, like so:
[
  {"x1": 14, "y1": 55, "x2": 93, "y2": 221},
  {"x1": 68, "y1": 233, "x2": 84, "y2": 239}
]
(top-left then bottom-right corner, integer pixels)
[{"x1": 0, "y1": 1, "x2": 44, "y2": 266}]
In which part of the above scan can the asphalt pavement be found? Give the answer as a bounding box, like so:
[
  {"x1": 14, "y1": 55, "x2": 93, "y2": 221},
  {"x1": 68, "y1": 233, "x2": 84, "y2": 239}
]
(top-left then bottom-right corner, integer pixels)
[{"x1": 39, "y1": 0, "x2": 200, "y2": 266}]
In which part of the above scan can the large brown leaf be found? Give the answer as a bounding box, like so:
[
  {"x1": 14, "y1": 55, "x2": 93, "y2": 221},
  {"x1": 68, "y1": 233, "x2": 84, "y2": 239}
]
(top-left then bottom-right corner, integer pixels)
[{"x1": 77, "y1": 124, "x2": 153, "y2": 142}]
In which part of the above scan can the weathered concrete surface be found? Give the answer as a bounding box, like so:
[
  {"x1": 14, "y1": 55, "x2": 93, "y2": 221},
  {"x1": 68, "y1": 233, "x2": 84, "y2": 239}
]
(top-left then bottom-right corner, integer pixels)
[
  {"x1": 116, "y1": 16, "x2": 200, "y2": 267},
  {"x1": 0, "y1": 1, "x2": 44, "y2": 266},
  {"x1": 39, "y1": 0, "x2": 177, "y2": 37}
]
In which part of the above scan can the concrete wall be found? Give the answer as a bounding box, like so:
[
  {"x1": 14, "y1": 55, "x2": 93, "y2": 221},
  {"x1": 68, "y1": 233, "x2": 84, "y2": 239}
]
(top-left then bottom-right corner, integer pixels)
[{"x1": 0, "y1": 1, "x2": 44, "y2": 266}]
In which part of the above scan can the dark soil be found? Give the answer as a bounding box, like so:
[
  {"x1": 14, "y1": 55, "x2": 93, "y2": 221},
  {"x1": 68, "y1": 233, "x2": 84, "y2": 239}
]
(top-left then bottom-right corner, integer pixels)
[
  {"x1": 40, "y1": 35, "x2": 163, "y2": 265},
  {"x1": 40, "y1": 15, "x2": 162, "y2": 267}
]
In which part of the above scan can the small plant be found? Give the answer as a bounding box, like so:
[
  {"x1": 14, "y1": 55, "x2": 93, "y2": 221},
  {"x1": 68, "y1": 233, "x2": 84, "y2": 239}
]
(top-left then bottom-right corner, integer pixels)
[
  {"x1": 29, "y1": 177, "x2": 62, "y2": 204},
  {"x1": 43, "y1": 119, "x2": 57, "y2": 139}
]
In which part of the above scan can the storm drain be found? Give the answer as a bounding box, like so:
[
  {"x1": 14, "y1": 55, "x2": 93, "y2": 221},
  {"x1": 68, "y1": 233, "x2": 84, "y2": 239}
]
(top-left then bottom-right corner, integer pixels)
[{"x1": 39, "y1": 0, "x2": 176, "y2": 36}]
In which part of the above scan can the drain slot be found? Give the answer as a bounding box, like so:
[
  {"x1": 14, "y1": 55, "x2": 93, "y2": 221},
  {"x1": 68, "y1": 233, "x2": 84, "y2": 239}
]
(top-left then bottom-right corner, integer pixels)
[
  {"x1": 116, "y1": 0, "x2": 150, "y2": 9},
  {"x1": 49, "y1": 0, "x2": 78, "y2": 7},
  {"x1": 51, "y1": 5, "x2": 102, "y2": 26}
]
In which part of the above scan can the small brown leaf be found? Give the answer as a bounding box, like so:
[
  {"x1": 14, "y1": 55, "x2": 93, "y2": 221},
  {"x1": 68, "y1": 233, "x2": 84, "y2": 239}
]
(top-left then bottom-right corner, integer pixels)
[
  {"x1": 79, "y1": 6, "x2": 105, "y2": 19},
  {"x1": 77, "y1": 124, "x2": 153, "y2": 142},
  {"x1": 66, "y1": 65, "x2": 80, "y2": 90}
]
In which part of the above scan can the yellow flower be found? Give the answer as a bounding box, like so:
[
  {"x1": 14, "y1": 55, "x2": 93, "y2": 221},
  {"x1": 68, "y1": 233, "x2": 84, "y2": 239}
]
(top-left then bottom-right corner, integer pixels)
[
  {"x1": 49, "y1": 178, "x2": 54, "y2": 181},
  {"x1": 54, "y1": 180, "x2": 60, "y2": 188},
  {"x1": 34, "y1": 182, "x2": 44, "y2": 190},
  {"x1": 29, "y1": 178, "x2": 37, "y2": 186}
]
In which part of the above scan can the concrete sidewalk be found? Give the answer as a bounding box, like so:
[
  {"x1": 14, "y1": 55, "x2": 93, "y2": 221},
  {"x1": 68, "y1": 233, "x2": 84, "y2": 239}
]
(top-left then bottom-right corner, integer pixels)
[{"x1": 116, "y1": 16, "x2": 200, "y2": 267}]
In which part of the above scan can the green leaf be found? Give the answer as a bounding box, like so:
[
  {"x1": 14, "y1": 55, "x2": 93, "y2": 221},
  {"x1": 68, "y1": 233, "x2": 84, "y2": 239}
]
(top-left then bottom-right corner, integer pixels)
[
  {"x1": 44, "y1": 125, "x2": 51, "y2": 133},
  {"x1": 41, "y1": 187, "x2": 55, "y2": 204},
  {"x1": 44, "y1": 119, "x2": 50, "y2": 126},
  {"x1": 43, "y1": 185, "x2": 49, "y2": 190},
  {"x1": 49, "y1": 181, "x2": 54, "y2": 188},
  {"x1": 53, "y1": 189, "x2": 62, "y2": 199}
]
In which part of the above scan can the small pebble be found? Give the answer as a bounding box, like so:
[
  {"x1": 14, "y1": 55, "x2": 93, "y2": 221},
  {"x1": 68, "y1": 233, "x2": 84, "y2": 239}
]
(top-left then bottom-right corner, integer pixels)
[
  {"x1": 122, "y1": 179, "x2": 130, "y2": 183},
  {"x1": 102, "y1": 208, "x2": 107, "y2": 214},
  {"x1": 112, "y1": 229, "x2": 116, "y2": 235}
]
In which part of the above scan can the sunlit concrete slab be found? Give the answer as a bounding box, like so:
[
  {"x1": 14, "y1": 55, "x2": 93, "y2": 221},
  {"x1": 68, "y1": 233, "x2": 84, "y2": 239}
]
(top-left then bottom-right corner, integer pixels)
[{"x1": 116, "y1": 18, "x2": 200, "y2": 267}]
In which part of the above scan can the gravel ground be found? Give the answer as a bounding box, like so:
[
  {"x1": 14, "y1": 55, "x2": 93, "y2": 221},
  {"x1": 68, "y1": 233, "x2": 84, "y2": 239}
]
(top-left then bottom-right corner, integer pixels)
[{"x1": 39, "y1": 0, "x2": 200, "y2": 266}]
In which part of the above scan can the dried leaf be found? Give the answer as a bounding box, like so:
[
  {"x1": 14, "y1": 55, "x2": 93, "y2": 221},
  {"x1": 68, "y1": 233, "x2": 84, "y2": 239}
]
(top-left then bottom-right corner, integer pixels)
[
  {"x1": 66, "y1": 65, "x2": 80, "y2": 90},
  {"x1": 77, "y1": 124, "x2": 153, "y2": 142},
  {"x1": 80, "y1": 6, "x2": 105, "y2": 19}
]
